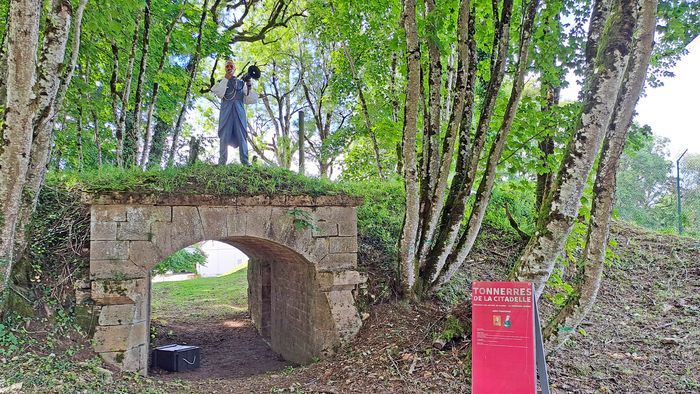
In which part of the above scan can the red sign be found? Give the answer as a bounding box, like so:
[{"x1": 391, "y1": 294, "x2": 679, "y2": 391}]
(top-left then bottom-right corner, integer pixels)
[{"x1": 472, "y1": 281, "x2": 535, "y2": 394}]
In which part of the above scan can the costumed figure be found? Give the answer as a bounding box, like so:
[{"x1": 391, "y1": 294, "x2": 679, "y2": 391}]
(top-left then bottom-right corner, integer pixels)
[{"x1": 211, "y1": 59, "x2": 258, "y2": 165}]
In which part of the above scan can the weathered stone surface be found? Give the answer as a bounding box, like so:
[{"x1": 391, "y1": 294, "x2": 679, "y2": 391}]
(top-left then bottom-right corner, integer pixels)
[
  {"x1": 324, "y1": 290, "x2": 362, "y2": 341},
  {"x1": 304, "y1": 238, "x2": 329, "y2": 264},
  {"x1": 91, "y1": 241, "x2": 129, "y2": 260},
  {"x1": 317, "y1": 270, "x2": 366, "y2": 291},
  {"x1": 312, "y1": 220, "x2": 338, "y2": 238},
  {"x1": 91, "y1": 259, "x2": 147, "y2": 280},
  {"x1": 92, "y1": 205, "x2": 126, "y2": 222},
  {"x1": 150, "y1": 221, "x2": 173, "y2": 257},
  {"x1": 237, "y1": 195, "x2": 271, "y2": 205},
  {"x1": 268, "y1": 195, "x2": 288, "y2": 206},
  {"x1": 318, "y1": 253, "x2": 357, "y2": 270},
  {"x1": 99, "y1": 304, "x2": 137, "y2": 326},
  {"x1": 286, "y1": 195, "x2": 315, "y2": 206},
  {"x1": 126, "y1": 205, "x2": 172, "y2": 223},
  {"x1": 199, "y1": 207, "x2": 228, "y2": 239},
  {"x1": 245, "y1": 207, "x2": 271, "y2": 237},
  {"x1": 116, "y1": 221, "x2": 151, "y2": 241},
  {"x1": 172, "y1": 206, "x2": 205, "y2": 245},
  {"x1": 312, "y1": 207, "x2": 357, "y2": 236},
  {"x1": 91, "y1": 221, "x2": 117, "y2": 241},
  {"x1": 100, "y1": 345, "x2": 146, "y2": 373},
  {"x1": 267, "y1": 207, "x2": 297, "y2": 241},
  {"x1": 91, "y1": 278, "x2": 147, "y2": 305},
  {"x1": 226, "y1": 207, "x2": 248, "y2": 236},
  {"x1": 329, "y1": 236, "x2": 358, "y2": 254},
  {"x1": 338, "y1": 211, "x2": 357, "y2": 237},
  {"x1": 128, "y1": 241, "x2": 163, "y2": 271},
  {"x1": 85, "y1": 192, "x2": 363, "y2": 207},
  {"x1": 93, "y1": 321, "x2": 147, "y2": 352}
]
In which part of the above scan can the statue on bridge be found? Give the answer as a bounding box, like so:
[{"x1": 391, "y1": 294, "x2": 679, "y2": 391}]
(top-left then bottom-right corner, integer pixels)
[{"x1": 211, "y1": 59, "x2": 259, "y2": 165}]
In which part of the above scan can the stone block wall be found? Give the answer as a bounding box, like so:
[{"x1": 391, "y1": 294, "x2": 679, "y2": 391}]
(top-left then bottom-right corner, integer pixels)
[{"x1": 86, "y1": 194, "x2": 366, "y2": 375}]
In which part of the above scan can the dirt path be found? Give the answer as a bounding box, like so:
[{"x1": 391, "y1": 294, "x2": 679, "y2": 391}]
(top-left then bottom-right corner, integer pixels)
[{"x1": 150, "y1": 313, "x2": 292, "y2": 380}]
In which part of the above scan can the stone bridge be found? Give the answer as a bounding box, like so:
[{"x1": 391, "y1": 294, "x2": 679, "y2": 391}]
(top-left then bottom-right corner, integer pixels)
[{"x1": 83, "y1": 193, "x2": 366, "y2": 375}]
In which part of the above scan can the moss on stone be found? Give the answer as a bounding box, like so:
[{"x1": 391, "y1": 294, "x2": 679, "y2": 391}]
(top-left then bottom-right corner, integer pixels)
[{"x1": 6, "y1": 290, "x2": 34, "y2": 318}]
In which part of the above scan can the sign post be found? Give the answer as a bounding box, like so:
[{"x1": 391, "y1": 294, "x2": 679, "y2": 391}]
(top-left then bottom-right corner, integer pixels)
[{"x1": 471, "y1": 281, "x2": 549, "y2": 393}]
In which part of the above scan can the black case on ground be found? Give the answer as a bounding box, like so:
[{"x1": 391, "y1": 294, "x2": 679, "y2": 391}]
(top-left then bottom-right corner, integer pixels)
[{"x1": 152, "y1": 344, "x2": 201, "y2": 372}]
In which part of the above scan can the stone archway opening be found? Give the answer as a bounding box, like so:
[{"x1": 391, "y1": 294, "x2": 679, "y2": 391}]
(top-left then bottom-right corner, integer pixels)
[
  {"x1": 149, "y1": 241, "x2": 294, "y2": 379},
  {"x1": 86, "y1": 193, "x2": 366, "y2": 375}
]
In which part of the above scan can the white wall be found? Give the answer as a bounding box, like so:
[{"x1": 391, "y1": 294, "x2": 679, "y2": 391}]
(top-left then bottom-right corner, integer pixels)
[{"x1": 196, "y1": 240, "x2": 248, "y2": 277}]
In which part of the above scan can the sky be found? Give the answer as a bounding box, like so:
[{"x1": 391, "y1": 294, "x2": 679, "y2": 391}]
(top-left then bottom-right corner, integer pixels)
[
  {"x1": 562, "y1": 37, "x2": 700, "y2": 162},
  {"x1": 636, "y1": 37, "x2": 700, "y2": 161}
]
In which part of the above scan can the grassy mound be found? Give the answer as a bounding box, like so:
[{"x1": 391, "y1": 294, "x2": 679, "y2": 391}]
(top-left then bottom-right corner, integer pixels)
[{"x1": 51, "y1": 163, "x2": 353, "y2": 196}]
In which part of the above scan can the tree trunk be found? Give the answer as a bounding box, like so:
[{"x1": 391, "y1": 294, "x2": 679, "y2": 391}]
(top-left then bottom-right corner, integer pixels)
[
  {"x1": 127, "y1": 0, "x2": 152, "y2": 167},
  {"x1": 167, "y1": 0, "x2": 208, "y2": 167},
  {"x1": 298, "y1": 110, "x2": 305, "y2": 175},
  {"x1": 141, "y1": 4, "x2": 184, "y2": 168},
  {"x1": 0, "y1": 0, "x2": 41, "y2": 312},
  {"x1": 423, "y1": 1, "x2": 509, "y2": 283},
  {"x1": 343, "y1": 45, "x2": 384, "y2": 180},
  {"x1": 0, "y1": 17, "x2": 8, "y2": 107},
  {"x1": 148, "y1": 118, "x2": 168, "y2": 168},
  {"x1": 77, "y1": 99, "x2": 84, "y2": 169},
  {"x1": 433, "y1": 0, "x2": 539, "y2": 289},
  {"x1": 544, "y1": 0, "x2": 657, "y2": 351},
  {"x1": 514, "y1": 0, "x2": 640, "y2": 298},
  {"x1": 398, "y1": 0, "x2": 421, "y2": 297},
  {"x1": 13, "y1": 0, "x2": 74, "y2": 266},
  {"x1": 115, "y1": 16, "x2": 141, "y2": 167},
  {"x1": 13, "y1": 0, "x2": 87, "y2": 266},
  {"x1": 416, "y1": 0, "x2": 471, "y2": 267},
  {"x1": 92, "y1": 106, "x2": 102, "y2": 167}
]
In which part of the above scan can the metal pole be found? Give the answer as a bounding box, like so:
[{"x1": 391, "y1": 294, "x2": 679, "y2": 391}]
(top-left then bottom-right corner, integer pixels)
[{"x1": 676, "y1": 149, "x2": 688, "y2": 235}]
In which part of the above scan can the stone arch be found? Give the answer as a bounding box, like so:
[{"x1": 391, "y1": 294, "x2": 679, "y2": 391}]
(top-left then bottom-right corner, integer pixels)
[{"x1": 86, "y1": 193, "x2": 365, "y2": 375}]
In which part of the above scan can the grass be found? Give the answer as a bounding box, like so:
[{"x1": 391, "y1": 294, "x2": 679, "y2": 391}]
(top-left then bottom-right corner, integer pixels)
[
  {"x1": 151, "y1": 267, "x2": 249, "y2": 323},
  {"x1": 49, "y1": 162, "x2": 353, "y2": 197}
]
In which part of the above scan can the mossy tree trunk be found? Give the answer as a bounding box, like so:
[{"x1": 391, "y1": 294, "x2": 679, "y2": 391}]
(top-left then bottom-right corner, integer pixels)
[
  {"x1": 167, "y1": 0, "x2": 209, "y2": 167},
  {"x1": 13, "y1": 0, "x2": 88, "y2": 269},
  {"x1": 399, "y1": 0, "x2": 540, "y2": 298},
  {"x1": 127, "y1": 0, "x2": 152, "y2": 167},
  {"x1": 140, "y1": 3, "x2": 184, "y2": 169},
  {"x1": 544, "y1": 0, "x2": 658, "y2": 352},
  {"x1": 0, "y1": 0, "x2": 42, "y2": 313},
  {"x1": 514, "y1": 0, "x2": 647, "y2": 298},
  {"x1": 1, "y1": 0, "x2": 83, "y2": 314}
]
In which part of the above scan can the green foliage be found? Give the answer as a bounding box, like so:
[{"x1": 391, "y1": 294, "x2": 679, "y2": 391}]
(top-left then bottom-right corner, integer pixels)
[
  {"x1": 433, "y1": 314, "x2": 465, "y2": 343},
  {"x1": 341, "y1": 136, "x2": 398, "y2": 182},
  {"x1": 483, "y1": 181, "x2": 536, "y2": 236},
  {"x1": 51, "y1": 162, "x2": 353, "y2": 197},
  {"x1": 649, "y1": 1, "x2": 700, "y2": 87},
  {"x1": 152, "y1": 247, "x2": 207, "y2": 275},
  {"x1": 287, "y1": 208, "x2": 320, "y2": 232},
  {"x1": 341, "y1": 178, "x2": 405, "y2": 260},
  {"x1": 0, "y1": 321, "x2": 21, "y2": 356},
  {"x1": 613, "y1": 130, "x2": 700, "y2": 238}
]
